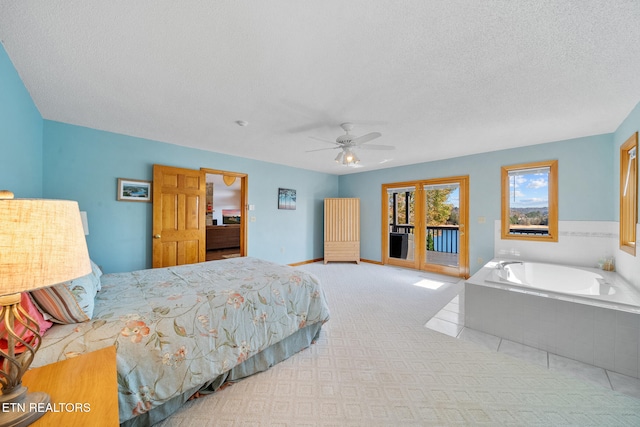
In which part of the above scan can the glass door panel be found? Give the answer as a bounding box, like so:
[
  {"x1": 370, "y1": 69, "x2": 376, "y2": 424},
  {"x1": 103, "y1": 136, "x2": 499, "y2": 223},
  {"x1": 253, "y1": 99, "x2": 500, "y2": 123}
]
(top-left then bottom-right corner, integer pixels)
[
  {"x1": 386, "y1": 186, "x2": 416, "y2": 263},
  {"x1": 423, "y1": 183, "x2": 460, "y2": 268}
]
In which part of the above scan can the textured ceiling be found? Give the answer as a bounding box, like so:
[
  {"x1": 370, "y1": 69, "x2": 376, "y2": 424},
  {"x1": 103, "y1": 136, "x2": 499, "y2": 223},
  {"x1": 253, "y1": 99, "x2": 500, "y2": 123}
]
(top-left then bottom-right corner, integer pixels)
[{"x1": 2, "y1": 1, "x2": 640, "y2": 175}]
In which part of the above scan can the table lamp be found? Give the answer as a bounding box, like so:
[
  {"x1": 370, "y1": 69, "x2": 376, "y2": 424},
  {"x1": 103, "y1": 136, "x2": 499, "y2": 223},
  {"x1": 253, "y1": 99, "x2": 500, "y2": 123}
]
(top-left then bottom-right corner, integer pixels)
[{"x1": 0, "y1": 190, "x2": 91, "y2": 426}]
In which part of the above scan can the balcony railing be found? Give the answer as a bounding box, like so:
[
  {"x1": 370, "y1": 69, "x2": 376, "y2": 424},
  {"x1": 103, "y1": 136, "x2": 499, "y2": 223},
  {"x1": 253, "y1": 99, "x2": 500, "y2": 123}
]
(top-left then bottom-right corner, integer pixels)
[{"x1": 426, "y1": 225, "x2": 459, "y2": 254}]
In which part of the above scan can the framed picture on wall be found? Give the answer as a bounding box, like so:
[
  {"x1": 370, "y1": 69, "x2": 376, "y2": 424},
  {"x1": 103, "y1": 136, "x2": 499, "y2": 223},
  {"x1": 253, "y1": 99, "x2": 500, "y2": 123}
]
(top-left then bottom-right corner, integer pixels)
[
  {"x1": 278, "y1": 188, "x2": 296, "y2": 210},
  {"x1": 117, "y1": 178, "x2": 152, "y2": 202}
]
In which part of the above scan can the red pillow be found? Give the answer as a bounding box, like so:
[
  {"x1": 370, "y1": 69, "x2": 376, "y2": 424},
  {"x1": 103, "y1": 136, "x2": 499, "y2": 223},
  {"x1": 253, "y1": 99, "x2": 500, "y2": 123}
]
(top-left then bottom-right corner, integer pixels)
[{"x1": 0, "y1": 293, "x2": 53, "y2": 354}]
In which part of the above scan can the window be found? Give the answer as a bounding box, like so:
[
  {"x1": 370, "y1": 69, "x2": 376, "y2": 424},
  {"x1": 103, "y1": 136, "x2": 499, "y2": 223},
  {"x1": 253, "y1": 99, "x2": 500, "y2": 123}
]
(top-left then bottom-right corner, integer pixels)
[
  {"x1": 501, "y1": 160, "x2": 558, "y2": 241},
  {"x1": 620, "y1": 132, "x2": 638, "y2": 256}
]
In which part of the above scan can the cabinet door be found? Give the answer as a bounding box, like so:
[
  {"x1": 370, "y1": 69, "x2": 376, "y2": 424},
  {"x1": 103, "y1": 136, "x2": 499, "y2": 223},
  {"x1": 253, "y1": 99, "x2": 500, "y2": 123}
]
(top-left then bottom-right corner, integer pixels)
[{"x1": 324, "y1": 198, "x2": 359, "y2": 242}]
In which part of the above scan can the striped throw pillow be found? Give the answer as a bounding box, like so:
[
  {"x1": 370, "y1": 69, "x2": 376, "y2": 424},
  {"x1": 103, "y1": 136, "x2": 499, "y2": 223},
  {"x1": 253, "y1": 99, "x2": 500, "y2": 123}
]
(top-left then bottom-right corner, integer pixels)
[{"x1": 30, "y1": 266, "x2": 101, "y2": 324}]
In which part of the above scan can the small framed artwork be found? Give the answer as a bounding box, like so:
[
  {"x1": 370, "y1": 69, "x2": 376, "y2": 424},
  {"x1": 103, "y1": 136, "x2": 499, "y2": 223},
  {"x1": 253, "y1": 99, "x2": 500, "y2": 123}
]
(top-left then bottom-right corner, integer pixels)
[
  {"x1": 278, "y1": 188, "x2": 296, "y2": 210},
  {"x1": 117, "y1": 178, "x2": 152, "y2": 202}
]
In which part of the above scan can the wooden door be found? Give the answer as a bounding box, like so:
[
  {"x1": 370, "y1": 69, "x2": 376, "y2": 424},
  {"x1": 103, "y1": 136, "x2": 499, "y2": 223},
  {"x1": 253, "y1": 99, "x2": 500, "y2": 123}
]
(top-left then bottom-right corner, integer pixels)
[
  {"x1": 382, "y1": 183, "x2": 418, "y2": 270},
  {"x1": 419, "y1": 177, "x2": 469, "y2": 278},
  {"x1": 152, "y1": 165, "x2": 206, "y2": 268}
]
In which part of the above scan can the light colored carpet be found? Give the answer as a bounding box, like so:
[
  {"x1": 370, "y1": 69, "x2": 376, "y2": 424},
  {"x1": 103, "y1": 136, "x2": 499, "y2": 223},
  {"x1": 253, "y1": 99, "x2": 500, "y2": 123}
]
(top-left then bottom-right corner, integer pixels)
[{"x1": 156, "y1": 262, "x2": 640, "y2": 426}]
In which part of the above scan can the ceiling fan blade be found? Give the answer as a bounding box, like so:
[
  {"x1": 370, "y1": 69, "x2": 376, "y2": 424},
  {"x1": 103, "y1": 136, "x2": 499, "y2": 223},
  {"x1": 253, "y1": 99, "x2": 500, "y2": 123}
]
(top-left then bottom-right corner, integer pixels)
[
  {"x1": 352, "y1": 132, "x2": 381, "y2": 145},
  {"x1": 358, "y1": 144, "x2": 395, "y2": 150},
  {"x1": 308, "y1": 136, "x2": 338, "y2": 145},
  {"x1": 305, "y1": 147, "x2": 341, "y2": 153}
]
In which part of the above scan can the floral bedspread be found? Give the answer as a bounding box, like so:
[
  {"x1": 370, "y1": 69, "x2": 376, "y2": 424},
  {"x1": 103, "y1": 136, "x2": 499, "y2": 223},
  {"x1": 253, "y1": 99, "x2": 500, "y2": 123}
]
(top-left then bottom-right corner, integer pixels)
[{"x1": 32, "y1": 257, "x2": 330, "y2": 424}]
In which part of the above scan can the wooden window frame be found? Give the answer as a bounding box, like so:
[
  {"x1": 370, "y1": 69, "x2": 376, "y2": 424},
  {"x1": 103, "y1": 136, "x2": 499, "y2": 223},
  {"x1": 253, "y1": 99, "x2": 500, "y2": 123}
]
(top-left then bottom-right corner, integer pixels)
[
  {"x1": 620, "y1": 132, "x2": 638, "y2": 256},
  {"x1": 501, "y1": 160, "x2": 558, "y2": 242}
]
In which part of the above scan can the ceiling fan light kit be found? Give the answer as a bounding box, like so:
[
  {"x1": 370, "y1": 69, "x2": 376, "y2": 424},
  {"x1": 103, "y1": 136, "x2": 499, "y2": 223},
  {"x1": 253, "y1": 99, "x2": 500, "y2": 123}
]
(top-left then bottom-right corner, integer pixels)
[
  {"x1": 344, "y1": 150, "x2": 359, "y2": 165},
  {"x1": 335, "y1": 149, "x2": 359, "y2": 165},
  {"x1": 307, "y1": 122, "x2": 394, "y2": 166}
]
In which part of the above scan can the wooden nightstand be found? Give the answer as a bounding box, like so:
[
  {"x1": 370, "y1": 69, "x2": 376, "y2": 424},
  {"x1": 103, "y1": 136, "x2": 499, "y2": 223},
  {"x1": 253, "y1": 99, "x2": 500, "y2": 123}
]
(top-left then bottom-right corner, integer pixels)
[{"x1": 22, "y1": 346, "x2": 119, "y2": 426}]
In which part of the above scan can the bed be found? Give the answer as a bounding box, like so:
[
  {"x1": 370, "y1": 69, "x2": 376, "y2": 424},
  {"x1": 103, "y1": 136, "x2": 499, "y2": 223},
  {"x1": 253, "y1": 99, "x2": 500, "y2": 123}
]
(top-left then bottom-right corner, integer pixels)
[{"x1": 29, "y1": 257, "x2": 330, "y2": 426}]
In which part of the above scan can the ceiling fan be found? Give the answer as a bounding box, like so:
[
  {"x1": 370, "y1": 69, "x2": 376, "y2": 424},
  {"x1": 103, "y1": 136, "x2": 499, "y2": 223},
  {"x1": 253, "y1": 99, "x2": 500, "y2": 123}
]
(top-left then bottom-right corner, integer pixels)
[{"x1": 306, "y1": 123, "x2": 394, "y2": 165}]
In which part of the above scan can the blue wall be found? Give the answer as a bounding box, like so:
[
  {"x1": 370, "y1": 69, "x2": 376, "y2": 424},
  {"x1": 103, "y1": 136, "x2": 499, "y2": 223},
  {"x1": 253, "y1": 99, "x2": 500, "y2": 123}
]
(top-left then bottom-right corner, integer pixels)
[
  {"x1": 42, "y1": 121, "x2": 338, "y2": 273},
  {"x1": 339, "y1": 133, "x2": 614, "y2": 274},
  {"x1": 0, "y1": 43, "x2": 43, "y2": 197}
]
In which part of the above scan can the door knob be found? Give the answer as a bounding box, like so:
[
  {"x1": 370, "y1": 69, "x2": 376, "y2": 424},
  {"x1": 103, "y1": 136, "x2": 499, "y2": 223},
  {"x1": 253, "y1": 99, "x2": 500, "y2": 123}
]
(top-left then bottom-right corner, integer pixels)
[{"x1": 154, "y1": 234, "x2": 161, "y2": 239}]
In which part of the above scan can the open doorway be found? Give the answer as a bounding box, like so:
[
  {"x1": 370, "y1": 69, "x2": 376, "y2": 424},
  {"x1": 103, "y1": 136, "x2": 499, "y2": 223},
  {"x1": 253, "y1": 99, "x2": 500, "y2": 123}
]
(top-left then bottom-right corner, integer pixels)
[{"x1": 203, "y1": 169, "x2": 248, "y2": 261}]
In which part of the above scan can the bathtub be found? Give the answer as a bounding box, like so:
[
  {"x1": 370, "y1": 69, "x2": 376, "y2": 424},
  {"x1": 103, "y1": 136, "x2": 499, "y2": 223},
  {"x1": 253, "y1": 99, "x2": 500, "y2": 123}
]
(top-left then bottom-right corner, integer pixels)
[
  {"x1": 465, "y1": 259, "x2": 640, "y2": 378},
  {"x1": 482, "y1": 259, "x2": 640, "y2": 313}
]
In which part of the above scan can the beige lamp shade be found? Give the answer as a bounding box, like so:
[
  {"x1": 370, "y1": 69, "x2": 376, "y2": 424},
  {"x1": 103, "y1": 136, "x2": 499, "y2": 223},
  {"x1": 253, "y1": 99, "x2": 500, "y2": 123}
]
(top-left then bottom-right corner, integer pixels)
[{"x1": 0, "y1": 198, "x2": 91, "y2": 295}]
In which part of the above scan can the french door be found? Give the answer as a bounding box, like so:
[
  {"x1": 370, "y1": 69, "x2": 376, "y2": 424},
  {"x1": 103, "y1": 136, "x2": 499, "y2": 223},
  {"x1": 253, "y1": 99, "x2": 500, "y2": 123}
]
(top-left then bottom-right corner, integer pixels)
[{"x1": 382, "y1": 176, "x2": 469, "y2": 278}]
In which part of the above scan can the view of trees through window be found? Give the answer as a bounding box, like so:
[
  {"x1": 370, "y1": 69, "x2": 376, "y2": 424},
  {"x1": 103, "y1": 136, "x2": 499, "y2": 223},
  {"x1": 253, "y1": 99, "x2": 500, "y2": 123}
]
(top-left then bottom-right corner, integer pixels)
[
  {"x1": 501, "y1": 160, "x2": 557, "y2": 241},
  {"x1": 388, "y1": 190, "x2": 414, "y2": 226},
  {"x1": 388, "y1": 188, "x2": 459, "y2": 226},
  {"x1": 425, "y1": 186, "x2": 458, "y2": 252},
  {"x1": 425, "y1": 187, "x2": 458, "y2": 226},
  {"x1": 507, "y1": 168, "x2": 550, "y2": 233}
]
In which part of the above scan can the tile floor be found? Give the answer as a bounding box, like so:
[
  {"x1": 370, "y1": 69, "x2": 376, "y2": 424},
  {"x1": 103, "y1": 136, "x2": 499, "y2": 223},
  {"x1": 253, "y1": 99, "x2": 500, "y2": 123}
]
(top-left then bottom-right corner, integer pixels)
[{"x1": 426, "y1": 289, "x2": 640, "y2": 400}]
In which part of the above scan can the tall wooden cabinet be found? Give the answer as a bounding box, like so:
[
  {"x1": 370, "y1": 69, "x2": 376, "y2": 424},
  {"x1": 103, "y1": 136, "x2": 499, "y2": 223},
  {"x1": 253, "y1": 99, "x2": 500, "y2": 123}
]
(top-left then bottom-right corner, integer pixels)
[{"x1": 324, "y1": 198, "x2": 360, "y2": 264}]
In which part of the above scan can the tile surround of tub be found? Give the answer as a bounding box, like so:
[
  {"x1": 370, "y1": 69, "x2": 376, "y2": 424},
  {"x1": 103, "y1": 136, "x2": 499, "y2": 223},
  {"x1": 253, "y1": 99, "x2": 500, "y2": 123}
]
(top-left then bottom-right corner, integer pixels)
[
  {"x1": 464, "y1": 281, "x2": 640, "y2": 379},
  {"x1": 494, "y1": 220, "x2": 618, "y2": 268},
  {"x1": 427, "y1": 290, "x2": 640, "y2": 400}
]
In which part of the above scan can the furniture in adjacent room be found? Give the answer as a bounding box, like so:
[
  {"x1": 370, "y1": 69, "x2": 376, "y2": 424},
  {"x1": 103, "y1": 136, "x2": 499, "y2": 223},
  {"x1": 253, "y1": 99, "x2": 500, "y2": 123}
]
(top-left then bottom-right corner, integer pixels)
[
  {"x1": 324, "y1": 197, "x2": 360, "y2": 264},
  {"x1": 22, "y1": 346, "x2": 118, "y2": 426},
  {"x1": 206, "y1": 224, "x2": 240, "y2": 250}
]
